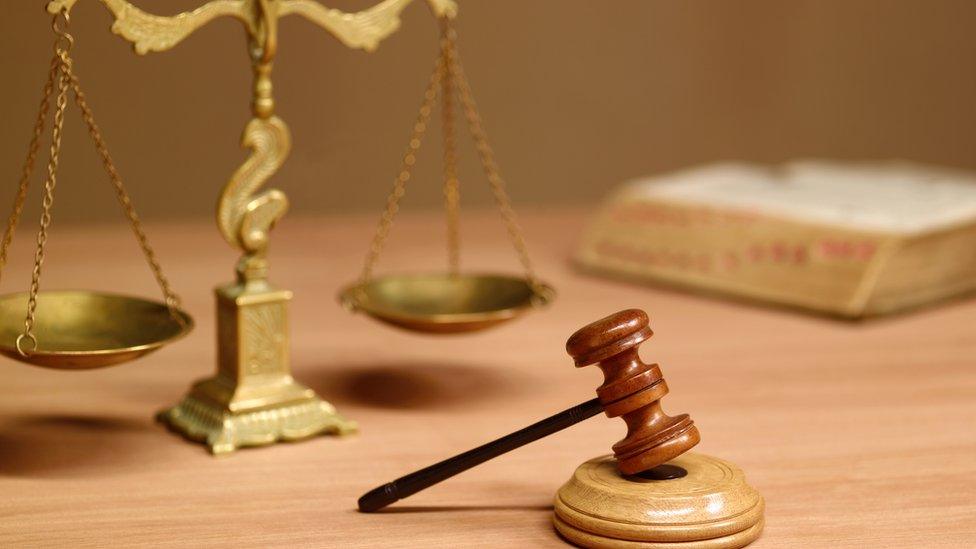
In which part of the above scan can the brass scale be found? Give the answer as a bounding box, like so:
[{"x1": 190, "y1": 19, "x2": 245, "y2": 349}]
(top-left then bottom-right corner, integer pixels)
[{"x1": 2, "y1": 0, "x2": 553, "y2": 453}]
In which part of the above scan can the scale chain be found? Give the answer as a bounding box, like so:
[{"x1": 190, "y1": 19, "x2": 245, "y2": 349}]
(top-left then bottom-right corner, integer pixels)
[
  {"x1": 0, "y1": 56, "x2": 59, "y2": 288},
  {"x1": 445, "y1": 20, "x2": 542, "y2": 295},
  {"x1": 359, "y1": 54, "x2": 445, "y2": 286},
  {"x1": 359, "y1": 17, "x2": 543, "y2": 299},
  {"x1": 18, "y1": 11, "x2": 75, "y2": 356},
  {"x1": 16, "y1": 10, "x2": 185, "y2": 356},
  {"x1": 66, "y1": 63, "x2": 184, "y2": 318},
  {"x1": 440, "y1": 19, "x2": 460, "y2": 276}
]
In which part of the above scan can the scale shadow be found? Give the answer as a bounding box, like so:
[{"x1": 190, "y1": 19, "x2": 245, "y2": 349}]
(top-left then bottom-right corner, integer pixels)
[
  {"x1": 300, "y1": 361, "x2": 526, "y2": 411},
  {"x1": 0, "y1": 414, "x2": 164, "y2": 479}
]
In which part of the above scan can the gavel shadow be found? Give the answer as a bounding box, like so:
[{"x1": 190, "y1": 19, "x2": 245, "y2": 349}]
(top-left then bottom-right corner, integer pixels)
[
  {"x1": 301, "y1": 361, "x2": 526, "y2": 410},
  {"x1": 0, "y1": 414, "x2": 164, "y2": 479}
]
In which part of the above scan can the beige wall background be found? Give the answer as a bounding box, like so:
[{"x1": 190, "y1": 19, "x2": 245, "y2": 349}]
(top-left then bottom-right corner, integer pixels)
[{"x1": 1, "y1": 0, "x2": 975, "y2": 224}]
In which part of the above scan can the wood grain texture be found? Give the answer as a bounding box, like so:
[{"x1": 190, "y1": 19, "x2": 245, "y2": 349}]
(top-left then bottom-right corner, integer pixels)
[
  {"x1": 0, "y1": 209, "x2": 973, "y2": 548},
  {"x1": 554, "y1": 453, "x2": 764, "y2": 547}
]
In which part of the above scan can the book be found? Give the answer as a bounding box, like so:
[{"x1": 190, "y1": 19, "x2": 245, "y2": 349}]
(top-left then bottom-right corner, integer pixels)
[{"x1": 575, "y1": 161, "x2": 976, "y2": 318}]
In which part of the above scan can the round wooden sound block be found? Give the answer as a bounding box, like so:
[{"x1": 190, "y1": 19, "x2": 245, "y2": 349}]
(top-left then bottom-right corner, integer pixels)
[{"x1": 553, "y1": 453, "x2": 764, "y2": 548}]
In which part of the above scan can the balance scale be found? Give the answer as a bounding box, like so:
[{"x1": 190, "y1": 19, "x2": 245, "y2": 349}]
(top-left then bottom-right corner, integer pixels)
[{"x1": 2, "y1": 0, "x2": 553, "y2": 454}]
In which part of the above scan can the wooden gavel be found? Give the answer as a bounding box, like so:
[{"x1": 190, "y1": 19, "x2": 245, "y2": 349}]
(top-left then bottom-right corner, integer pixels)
[{"x1": 358, "y1": 309, "x2": 701, "y2": 512}]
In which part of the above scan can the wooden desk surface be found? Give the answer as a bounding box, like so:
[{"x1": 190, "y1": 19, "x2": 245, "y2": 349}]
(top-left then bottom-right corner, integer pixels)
[{"x1": 0, "y1": 209, "x2": 973, "y2": 548}]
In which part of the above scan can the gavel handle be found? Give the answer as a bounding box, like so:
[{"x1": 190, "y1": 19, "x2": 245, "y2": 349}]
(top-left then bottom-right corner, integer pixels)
[{"x1": 358, "y1": 397, "x2": 604, "y2": 512}]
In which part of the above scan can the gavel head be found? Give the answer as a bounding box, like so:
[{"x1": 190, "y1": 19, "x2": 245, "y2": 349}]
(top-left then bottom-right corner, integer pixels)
[{"x1": 566, "y1": 309, "x2": 700, "y2": 475}]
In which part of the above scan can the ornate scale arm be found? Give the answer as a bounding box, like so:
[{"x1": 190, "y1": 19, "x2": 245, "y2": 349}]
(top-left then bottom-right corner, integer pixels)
[
  {"x1": 47, "y1": 0, "x2": 251, "y2": 55},
  {"x1": 279, "y1": 0, "x2": 455, "y2": 52},
  {"x1": 47, "y1": 0, "x2": 456, "y2": 55}
]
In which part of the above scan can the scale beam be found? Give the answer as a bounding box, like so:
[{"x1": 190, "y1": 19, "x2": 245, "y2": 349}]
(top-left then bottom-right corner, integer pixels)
[{"x1": 46, "y1": 0, "x2": 456, "y2": 54}]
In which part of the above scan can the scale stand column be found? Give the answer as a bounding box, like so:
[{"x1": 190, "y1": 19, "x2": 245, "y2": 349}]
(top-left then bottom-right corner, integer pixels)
[
  {"x1": 159, "y1": 264, "x2": 356, "y2": 454},
  {"x1": 157, "y1": 5, "x2": 356, "y2": 452}
]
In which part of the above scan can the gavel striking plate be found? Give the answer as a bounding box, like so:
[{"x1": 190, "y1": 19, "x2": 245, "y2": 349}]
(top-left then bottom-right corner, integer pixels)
[{"x1": 359, "y1": 309, "x2": 764, "y2": 548}]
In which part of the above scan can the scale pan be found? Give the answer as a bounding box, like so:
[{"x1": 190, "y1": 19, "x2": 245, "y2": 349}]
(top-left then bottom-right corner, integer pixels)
[
  {"x1": 0, "y1": 291, "x2": 193, "y2": 370},
  {"x1": 340, "y1": 273, "x2": 554, "y2": 334}
]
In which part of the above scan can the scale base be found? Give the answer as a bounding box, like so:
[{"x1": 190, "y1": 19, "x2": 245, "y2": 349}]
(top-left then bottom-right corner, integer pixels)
[
  {"x1": 554, "y1": 453, "x2": 764, "y2": 548},
  {"x1": 157, "y1": 377, "x2": 356, "y2": 455},
  {"x1": 158, "y1": 278, "x2": 356, "y2": 454}
]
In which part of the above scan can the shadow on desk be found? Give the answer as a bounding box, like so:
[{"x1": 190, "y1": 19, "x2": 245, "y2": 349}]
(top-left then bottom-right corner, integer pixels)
[
  {"x1": 301, "y1": 361, "x2": 530, "y2": 411},
  {"x1": 0, "y1": 414, "x2": 162, "y2": 479}
]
